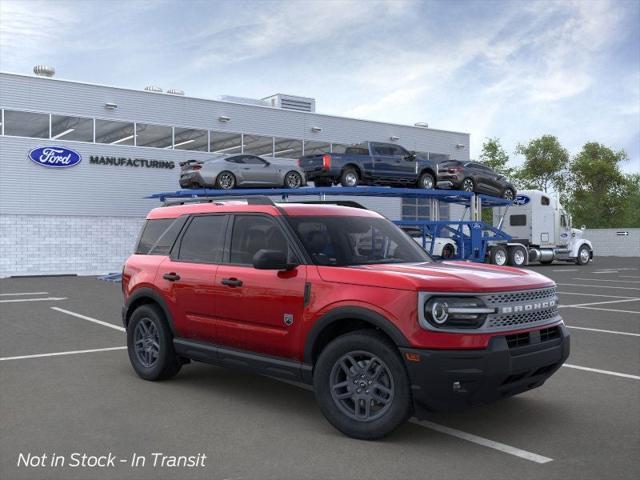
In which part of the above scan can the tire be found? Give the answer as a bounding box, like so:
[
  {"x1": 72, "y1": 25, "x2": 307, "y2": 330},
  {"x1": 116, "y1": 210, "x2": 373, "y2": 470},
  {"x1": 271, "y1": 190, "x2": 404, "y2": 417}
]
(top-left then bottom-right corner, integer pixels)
[
  {"x1": 502, "y1": 188, "x2": 515, "y2": 201},
  {"x1": 340, "y1": 168, "x2": 359, "y2": 187},
  {"x1": 127, "y1": 304, "x2": 182, "y2": 381},
  {"x1": 507, "y1": 245, "x2": 527, "y2": 267},
  {"x1": 313, "y1": 330, "x2": 412, "y2": 440},
  {"x1": 314, "y1": 178, "x2": 332, "y2": 187},
  {"x1": 576, "y1": 245, "x2": 591, "y2": 265},
  {"x1": 461, "y1": 177, "x2": 475, "y2": 192},
  {"x1": 490, "y1": 245, "x2": 508, "y2": 266},
  {"x1": 284, "y1": 171, "x2": 303, "y2": 189},
  {"x1": 417, "y1": 172, "x2": 435, "y2": 189},
  {"x1": 441, "y1": 243, "x2": 455, "y2": 259},
  {"x1": 215, "y1": 171, "x2": 236, "y2": 190}
]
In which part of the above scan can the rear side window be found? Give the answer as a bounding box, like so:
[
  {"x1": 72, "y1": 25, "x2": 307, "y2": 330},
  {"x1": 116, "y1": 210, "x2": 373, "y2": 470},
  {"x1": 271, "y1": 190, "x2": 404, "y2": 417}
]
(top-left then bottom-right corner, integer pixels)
[
  {"x1": 510, "y1": 215, "x2": 527, "y2": 226},
  {"x1": 136, "y1": 219, "x2": 173, "y2": 254},
  {"x1": 229, "y1": 215, "x2": 291, "y2": 265},
  {"x1": 136, "y1": 217, "x2": 188, "y2": 255},
  {"x1": 541, "y1": 196, "x2": 550, "y2": 206},
  {"x1": 178, "y1": 215, "x2": 227, "y2": 263}
]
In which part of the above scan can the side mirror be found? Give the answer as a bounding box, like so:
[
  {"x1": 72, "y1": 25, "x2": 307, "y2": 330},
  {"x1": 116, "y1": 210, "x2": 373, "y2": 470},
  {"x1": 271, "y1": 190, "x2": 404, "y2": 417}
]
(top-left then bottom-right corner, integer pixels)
[
  {"x1": 405, "y1": 151, "x2": 416, "y2": 161},
  {"x1": 252, "y1": 249, "x2": 296, "y2": 270}
]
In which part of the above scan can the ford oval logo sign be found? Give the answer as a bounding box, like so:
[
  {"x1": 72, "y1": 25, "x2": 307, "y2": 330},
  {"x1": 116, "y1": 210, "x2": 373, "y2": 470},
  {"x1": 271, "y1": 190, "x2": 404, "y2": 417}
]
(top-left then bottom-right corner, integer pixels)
[
  {"x1": 28, "y1": 146, "x2": 82, "y2": 168},
  {"x1": 514, "y1": 195, "x2": 530, "y2": 206}
]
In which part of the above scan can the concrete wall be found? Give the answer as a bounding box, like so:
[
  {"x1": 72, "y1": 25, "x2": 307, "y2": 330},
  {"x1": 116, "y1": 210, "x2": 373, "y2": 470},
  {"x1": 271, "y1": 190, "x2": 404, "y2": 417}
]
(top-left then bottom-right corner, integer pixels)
[{"x1": 585, "y1": 228, "x2": 640, "y2": 257}]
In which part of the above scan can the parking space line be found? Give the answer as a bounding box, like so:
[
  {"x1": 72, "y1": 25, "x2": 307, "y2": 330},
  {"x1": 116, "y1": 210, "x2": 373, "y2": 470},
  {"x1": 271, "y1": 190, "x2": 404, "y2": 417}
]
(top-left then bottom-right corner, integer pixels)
[
  {"x1": 0, "y1": 297, "x2": 67, "y2": 303},
  {"x1": 620, "y1": 276, "x2": 640, "y2": 279},
  {"x1": 411, "y1": 420, "x2": 553, "y2": 464},
  {"x1": 0, "y1": 291, "x2": 49, "y2": 296},
  {"x1": 572, "y1": 278, "x2": 640, "y2": 284},
  {"x1": 557, "y1": 283, "x2": 640, "y2": 291},
  {"x1": 558, "y1": 291, "x2": 636, "y2": 299},
  {"x1": 51, "y1": 307, "x2": 125, "y2": 332},
  {"x1": 0, "y1": 346, "x2": 126, "y2": 362},
  {"x1": 272, "y1": 377, "x2": 553, "y2": 463},
  {"x1": 563, "y1": 364, "x2": 640, "y2": 380},
  {"x1": 552, "y1": 268, "x2": 578, "y2": 272},
  {"x1": 569, "y1": 306, "x2": 640, "y2": 315},
  {"x1": 558, "y1": 298, "x2": 640, "y2": 308},
  {"x1": 566, "y1": 325, "x2": 640, "y2": 337}
]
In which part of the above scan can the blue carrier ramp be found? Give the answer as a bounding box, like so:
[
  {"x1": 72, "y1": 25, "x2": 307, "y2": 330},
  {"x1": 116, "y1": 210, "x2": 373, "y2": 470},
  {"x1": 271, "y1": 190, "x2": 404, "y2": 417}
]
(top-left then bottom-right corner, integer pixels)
[{"x1": 148, "y1": 187, "x2": 513, "y2": 262}]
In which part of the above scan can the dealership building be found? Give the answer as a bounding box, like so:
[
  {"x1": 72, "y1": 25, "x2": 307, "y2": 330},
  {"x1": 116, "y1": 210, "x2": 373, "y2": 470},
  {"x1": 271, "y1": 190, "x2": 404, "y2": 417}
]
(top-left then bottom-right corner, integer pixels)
[{"x1": 0, "y1": 69, "x2": 470, "y2": 277}]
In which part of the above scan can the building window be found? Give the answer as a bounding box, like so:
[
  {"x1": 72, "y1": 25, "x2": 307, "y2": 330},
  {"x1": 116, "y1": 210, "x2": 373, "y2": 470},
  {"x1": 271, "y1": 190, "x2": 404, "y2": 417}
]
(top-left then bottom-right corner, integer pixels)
[
  {"x1": 95, "y1": 119, "x2": 135, "y2": 145},
  {"x1": 331, "y1": 144, "x2": 349, "y2": 154},
  {"x1": 401, "y1": 199, "x2": 450, "y2": 222},
  {"x1": 3, "y1": 110, "x2": 49, "y2": 138},
  {"x1": 210, "y1": 131, "x2": 243, "y2": 154},
  {"x1": 135, "y1": 123, "x2": 173, "y2": 149},
  {"x1": 51, "y1": 114, "x2": 93, "y2": 142},
  {"x1": 274, "y1": 137, "x2": 303, "y2": 159},
  {"x1": 173, "y1": 127, "x2": 208, "y2": 151},
  {"x1": 243, "y1": 134, "x2": 274, "y2": 156},
  {"x1": 303, "y1": 140, "x2": 330, "y2": 156}
]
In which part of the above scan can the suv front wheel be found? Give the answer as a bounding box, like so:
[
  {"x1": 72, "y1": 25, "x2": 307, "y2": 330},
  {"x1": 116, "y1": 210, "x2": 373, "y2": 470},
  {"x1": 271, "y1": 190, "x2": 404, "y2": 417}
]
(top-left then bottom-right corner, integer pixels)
[
  {"x1": 127, "y1": 304, "x2": 182, "y2": 381},
  {"x1": 313, "y1": 330, "x2": 412, "y2": 440}
]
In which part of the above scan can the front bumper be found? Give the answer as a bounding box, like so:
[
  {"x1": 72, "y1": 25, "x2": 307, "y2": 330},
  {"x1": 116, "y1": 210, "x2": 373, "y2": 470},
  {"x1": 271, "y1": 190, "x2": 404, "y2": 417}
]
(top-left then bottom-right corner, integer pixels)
[{"x1": 400, "y1": 324, "x2": 570, "y2": 416}]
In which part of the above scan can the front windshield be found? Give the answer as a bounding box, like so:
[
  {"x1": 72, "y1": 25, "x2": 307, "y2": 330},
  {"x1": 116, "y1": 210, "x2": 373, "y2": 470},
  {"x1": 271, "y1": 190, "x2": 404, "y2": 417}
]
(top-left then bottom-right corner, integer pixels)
[{"x1": 286, "y1": 215, "x2": 432, "y2": 266}]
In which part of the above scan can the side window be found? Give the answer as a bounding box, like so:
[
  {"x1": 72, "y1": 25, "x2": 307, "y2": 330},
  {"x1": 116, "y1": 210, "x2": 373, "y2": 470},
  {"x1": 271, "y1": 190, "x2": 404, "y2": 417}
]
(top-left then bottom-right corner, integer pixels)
[
  {"x1": 561, "y1": 215, "x2": 567, "y2": 227},
  {"x1": 178, "y1": 215, "x2": 227, "y2": 263},
  {"x1": 389, "y1": 145, "x2": 408, "y2": 157},
  {"x1": 243, "y1": 155, "x2": 267, "y2": 165},
  {"x1": 510, "y1": 215, "x2": 527, "y2": 226},
  {"x1": 541, "y1": 196, "x2": 550, "y2": 206},
  {"x1": 229, "y1": 216, "x2": 290, "y2": 265},
  {"x1": 136, "y1": 219, "x2": 174, "y2": 254},
  {"x1": 225, "y1": 156, "x2": 244, "y2": 164},
  {"x1": 148, "y1": 216, "x2": 188, "y2": 255}
]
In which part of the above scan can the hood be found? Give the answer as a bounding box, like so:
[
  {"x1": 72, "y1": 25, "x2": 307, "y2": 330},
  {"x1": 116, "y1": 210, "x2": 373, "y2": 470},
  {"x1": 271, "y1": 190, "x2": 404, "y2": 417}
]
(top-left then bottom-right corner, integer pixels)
[{"x1": 317, "y1": 261, "x2": 554, "y2": 293}]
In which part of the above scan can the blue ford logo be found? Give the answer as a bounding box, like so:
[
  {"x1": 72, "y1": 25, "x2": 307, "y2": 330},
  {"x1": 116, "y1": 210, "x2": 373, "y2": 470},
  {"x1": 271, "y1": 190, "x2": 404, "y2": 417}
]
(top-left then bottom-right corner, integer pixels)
[
  {"x1": 28, "y1": 146, "x2": 82, "y2": 168},
  {"x1": 514, "y1": 195, "x2": 530, "y2": 206}
]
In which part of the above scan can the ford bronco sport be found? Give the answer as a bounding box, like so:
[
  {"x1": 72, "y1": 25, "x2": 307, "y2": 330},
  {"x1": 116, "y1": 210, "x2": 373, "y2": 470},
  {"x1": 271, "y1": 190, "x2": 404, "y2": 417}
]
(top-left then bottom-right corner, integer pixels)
[{"x1": 122, "y1": 197, "x2": 569, "y2": 439}]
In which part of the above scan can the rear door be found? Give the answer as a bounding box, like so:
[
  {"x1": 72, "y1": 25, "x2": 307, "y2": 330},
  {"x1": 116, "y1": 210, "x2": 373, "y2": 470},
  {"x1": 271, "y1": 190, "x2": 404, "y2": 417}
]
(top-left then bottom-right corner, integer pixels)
[
  {"x1": 157, "y1": 214, "x2": 229, "y2": 342},
  {"x1": 213, "y1": 214, "x2": 307, "y2": 358}
]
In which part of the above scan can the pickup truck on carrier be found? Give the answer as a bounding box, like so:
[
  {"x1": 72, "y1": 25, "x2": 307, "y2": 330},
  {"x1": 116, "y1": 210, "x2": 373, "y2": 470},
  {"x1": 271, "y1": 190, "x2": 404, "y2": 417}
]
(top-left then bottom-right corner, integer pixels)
[{"x1": 298, "y1": 141, "x2": 443, "y2": 189}]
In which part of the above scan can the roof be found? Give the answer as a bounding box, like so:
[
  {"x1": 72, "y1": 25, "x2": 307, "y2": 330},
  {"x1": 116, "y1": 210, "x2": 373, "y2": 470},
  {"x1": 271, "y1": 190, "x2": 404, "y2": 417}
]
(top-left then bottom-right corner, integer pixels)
[{"x1": 146, "y1": 201, "x2": 382, "y2": 220}]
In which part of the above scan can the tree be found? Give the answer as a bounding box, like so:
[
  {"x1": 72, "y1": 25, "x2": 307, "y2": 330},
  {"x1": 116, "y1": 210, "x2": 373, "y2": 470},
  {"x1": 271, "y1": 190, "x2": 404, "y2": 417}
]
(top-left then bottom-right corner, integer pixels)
[
  {"x1": 618, "y1": 174, "x2": 640, "y2": 228},
  {"x1": 479, "y1": 137, "x2": 513, "y2": 177},
  {"x1": 514, "y1": 135, "x2": 569, "y2": 193},
  {"x1": 565, "y1": 142, "x2": 630, "y2": 228}
]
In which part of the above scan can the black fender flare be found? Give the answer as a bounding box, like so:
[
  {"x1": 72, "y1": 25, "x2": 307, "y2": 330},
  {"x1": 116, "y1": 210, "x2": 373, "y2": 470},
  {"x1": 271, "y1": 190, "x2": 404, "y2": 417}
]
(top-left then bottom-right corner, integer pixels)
[
  {"x1": 303, "y1": 306, "x2": 409, "y2": 364},
  {"x1": 123, "y1": 287, "x2": 176, "y2": 334}
]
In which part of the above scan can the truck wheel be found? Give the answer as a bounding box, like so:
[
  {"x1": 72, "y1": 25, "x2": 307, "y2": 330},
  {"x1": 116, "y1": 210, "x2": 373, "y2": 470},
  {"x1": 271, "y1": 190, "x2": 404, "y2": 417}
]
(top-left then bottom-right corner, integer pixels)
[
  {"x1": 340, "y1": 168, "x2": 359, "y2": 187},
  {"x1": 576, "y1": 245, "x2": 591, "y2": 265},
  {"x1": 490, "y1": 245, "x2": 508, "y2": 266},
  {"x1": 127, "y1": 304, "x2": 182, "y2": 381},
  {"x1": 314, "y1": 330, "x2": 412, "y2": 440},
  {"x1": 507, "y1": 246, "x2": 527, "y2": 267},
  {"x1": 216, "y1": 171, "x2": 236, "y2": 190},
  {"x1": 417, "y1": 172, "x2": 435, "y2": 189},
  {"x1": 441, "y1": 243, "x2": 455, "y2": 259},
  {"x1": 462, "y1": 178, "x2": 475, "y2": 192}
]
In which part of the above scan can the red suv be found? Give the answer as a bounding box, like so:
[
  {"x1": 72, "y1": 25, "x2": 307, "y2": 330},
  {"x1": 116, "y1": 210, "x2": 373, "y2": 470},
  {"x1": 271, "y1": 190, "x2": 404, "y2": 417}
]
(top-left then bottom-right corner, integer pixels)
[{"x1": 122, "y1": 197, "x2": 569, "y2": 439}]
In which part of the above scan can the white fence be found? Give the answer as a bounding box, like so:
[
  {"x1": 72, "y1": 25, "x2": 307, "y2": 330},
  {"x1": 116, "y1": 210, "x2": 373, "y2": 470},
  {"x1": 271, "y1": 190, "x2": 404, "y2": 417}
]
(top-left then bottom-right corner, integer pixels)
[{"x1": 585, "y1": 228, "x2": 640, "y2": 257}]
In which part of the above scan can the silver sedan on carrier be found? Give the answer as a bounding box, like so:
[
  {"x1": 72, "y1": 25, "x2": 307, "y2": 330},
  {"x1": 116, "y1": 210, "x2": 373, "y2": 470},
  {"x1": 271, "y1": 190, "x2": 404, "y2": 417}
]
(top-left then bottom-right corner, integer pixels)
[{"x1": 179, "y1": 154, "x2": 307, "y2": 190}]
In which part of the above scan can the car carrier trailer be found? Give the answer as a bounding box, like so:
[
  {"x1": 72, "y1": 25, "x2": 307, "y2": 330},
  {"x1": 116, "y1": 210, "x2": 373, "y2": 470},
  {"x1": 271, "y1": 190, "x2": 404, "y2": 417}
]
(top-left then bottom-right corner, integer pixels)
[{"x1": 148, "y1": 186, "x2": 593, "y2": 267}]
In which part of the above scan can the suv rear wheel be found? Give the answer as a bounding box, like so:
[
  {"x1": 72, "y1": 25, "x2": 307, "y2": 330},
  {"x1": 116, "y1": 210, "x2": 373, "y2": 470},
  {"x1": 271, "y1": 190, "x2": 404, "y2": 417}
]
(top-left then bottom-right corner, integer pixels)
[
  {"x1": 314, "y1": 330, "x2": 412, "y2": 440},
  {"x1": 127, "y1": 304, "x2": 182, "y2": 381}
]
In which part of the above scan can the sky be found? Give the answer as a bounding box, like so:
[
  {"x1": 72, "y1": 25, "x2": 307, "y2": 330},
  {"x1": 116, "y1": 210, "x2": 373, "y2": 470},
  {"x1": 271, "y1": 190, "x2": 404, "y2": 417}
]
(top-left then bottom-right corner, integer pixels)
[{"x1": 1, "y1": 0, "x2": 638, "y2": 172}]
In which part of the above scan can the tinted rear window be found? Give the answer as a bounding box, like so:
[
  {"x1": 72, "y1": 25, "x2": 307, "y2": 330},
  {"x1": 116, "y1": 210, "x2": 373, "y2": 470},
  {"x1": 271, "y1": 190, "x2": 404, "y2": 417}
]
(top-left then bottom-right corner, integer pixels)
[
  {"x1": 178, "y1": 215, "x2": 227, "y2": 263},
  {"x1": 136, "y1": 219, "x2": 173, "y2": 254}
]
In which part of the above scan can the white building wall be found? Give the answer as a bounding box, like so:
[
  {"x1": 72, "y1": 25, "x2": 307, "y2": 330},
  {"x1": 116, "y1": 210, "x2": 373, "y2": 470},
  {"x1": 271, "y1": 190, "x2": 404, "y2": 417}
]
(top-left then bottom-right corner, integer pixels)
[{"x1": 584, "y1": 228, "x2": 640, "y2": 258}]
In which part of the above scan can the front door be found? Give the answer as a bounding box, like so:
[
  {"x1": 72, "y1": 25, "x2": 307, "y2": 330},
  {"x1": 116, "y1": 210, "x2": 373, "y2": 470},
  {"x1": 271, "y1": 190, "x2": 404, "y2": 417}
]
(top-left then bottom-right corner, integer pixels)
[
  {"x1": 213, "y1": 214, "x2": 307, "y2": 358},
  {"x1": 371, "y1": 143, "x2": 413, "y2": 183}
]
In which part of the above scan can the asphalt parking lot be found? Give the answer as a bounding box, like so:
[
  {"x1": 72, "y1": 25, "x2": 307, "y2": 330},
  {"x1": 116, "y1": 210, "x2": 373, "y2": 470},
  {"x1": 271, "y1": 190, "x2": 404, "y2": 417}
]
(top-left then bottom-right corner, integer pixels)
[{"x1": 1, "y1": 257, "x2": 639, "y2": 480}]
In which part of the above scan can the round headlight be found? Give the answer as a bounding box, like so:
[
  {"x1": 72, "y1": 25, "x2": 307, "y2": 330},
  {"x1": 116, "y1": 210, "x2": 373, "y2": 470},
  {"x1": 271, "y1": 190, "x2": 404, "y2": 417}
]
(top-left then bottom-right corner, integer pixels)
[{"x1": 431, "y1": 301, "x2": 449, "y2": 324}]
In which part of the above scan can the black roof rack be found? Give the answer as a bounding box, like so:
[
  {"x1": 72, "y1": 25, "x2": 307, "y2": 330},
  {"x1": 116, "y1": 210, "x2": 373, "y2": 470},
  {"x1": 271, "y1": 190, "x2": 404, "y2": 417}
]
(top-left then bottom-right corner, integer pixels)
[
  {"x1": 289, "y1": 200, "x2": 368, "y2": 210},
  {"x1": 162, "y1": 195, "x2": 275, "y2": 207}
]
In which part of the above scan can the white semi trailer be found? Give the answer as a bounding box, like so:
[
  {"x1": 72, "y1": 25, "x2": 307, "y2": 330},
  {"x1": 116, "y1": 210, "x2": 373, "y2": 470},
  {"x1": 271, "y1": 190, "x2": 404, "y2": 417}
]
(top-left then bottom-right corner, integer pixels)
[{"x1": 488, "y1": 190, "x2": 593, "y2": 267}]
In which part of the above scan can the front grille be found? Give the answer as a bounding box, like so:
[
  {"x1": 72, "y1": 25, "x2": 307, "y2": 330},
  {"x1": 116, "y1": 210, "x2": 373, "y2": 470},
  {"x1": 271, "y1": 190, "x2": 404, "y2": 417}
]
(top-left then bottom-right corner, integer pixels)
[
  {"x1": 540, "y1": 326, "x2": 561, "y2": 342},
  {"x1": 506, "y1": 332, "x2": 530, "y2": 348},
  {"x1": 484, "y1": 287, "x2": 557, "y2": 305},
  {"x1": 505, "y1": 325, "x2": 562, "y2": 349},
  {"x1": 487, "y1": 308, "x2": 559, "y2": 329}
]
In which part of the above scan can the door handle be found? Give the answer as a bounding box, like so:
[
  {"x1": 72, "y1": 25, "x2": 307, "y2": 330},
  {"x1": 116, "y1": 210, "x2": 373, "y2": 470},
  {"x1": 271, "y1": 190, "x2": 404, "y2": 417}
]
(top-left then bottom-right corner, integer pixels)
[
  {"x1": 221, "y1": 277, "x2": 243, "y2": 287},
  {"x1": 163, "y1": 272, "x2": 181, "y2": 282}
]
